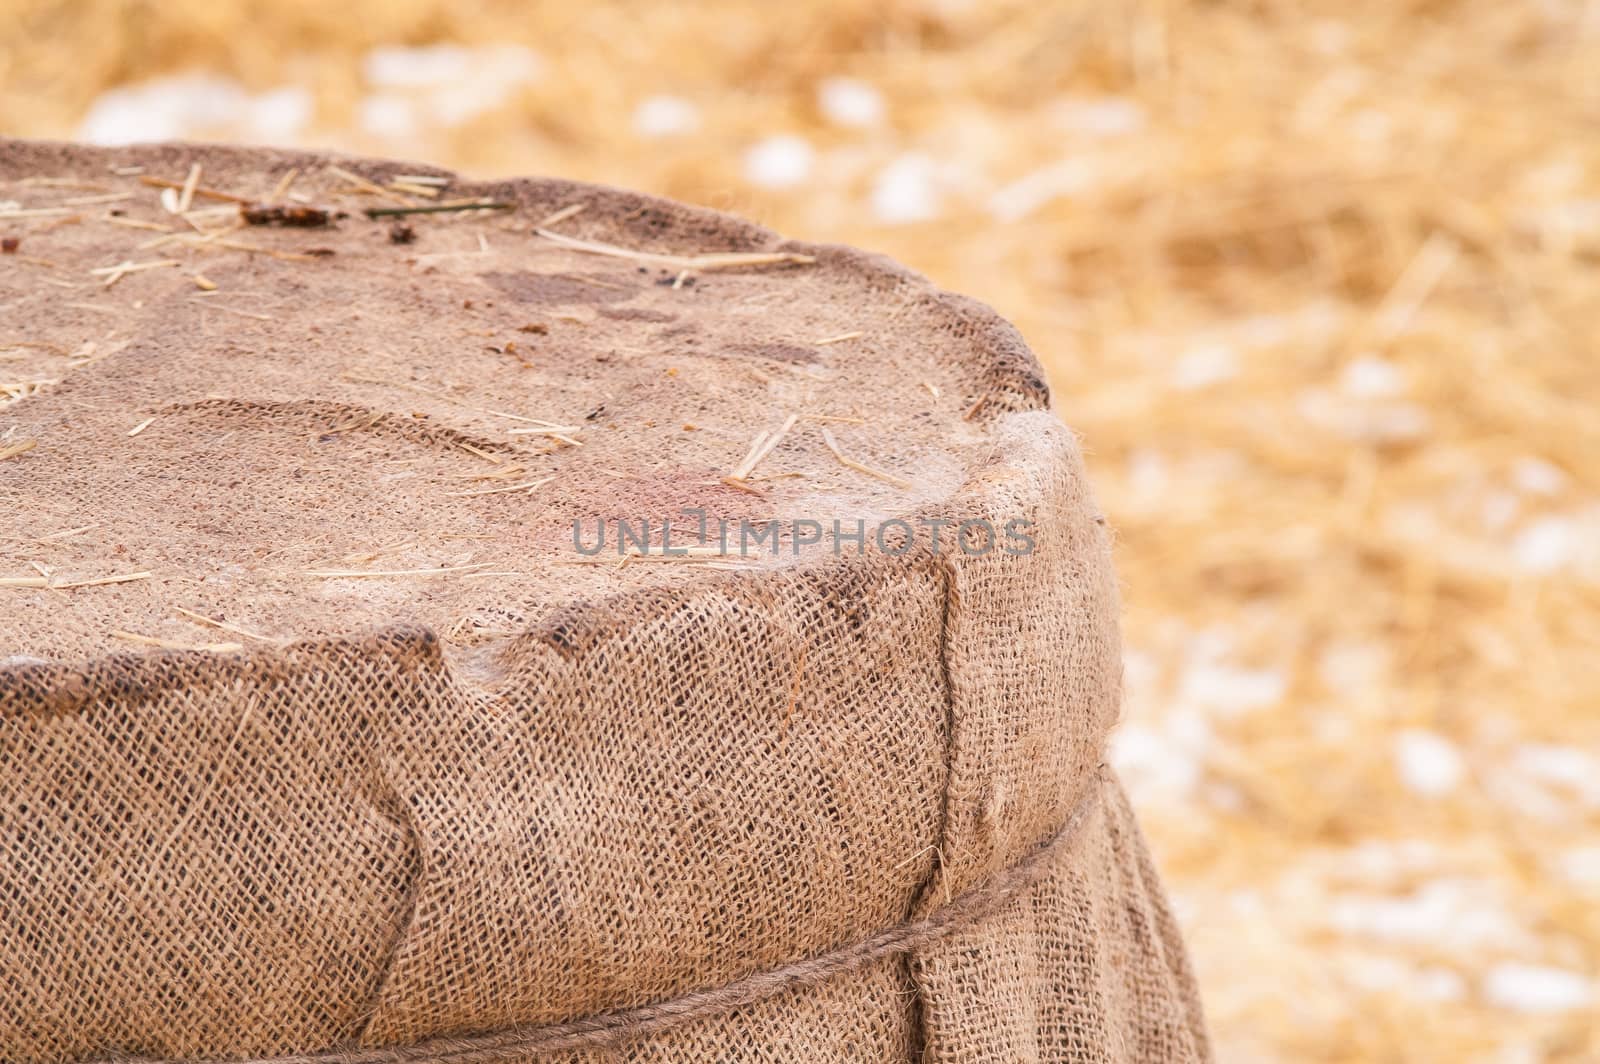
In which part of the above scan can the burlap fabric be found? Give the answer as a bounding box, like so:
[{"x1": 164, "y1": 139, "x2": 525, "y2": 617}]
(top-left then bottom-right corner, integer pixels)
[{"x1": 0, "y1": 140, "x2": 1209, "y2": 1063}]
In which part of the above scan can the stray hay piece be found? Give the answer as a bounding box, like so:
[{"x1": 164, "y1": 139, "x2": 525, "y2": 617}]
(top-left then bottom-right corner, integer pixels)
[
  {"x1": 19, "y1": 177, "x2": 105, "y2": 190},
  {"x1": 1, "y1": 341, "x2": 67, "y2": 355},
  {"x1": 112, "y1": 629, "x2": 243, "y2": 654},
  {"x1": 2, "y1": 379, "x2": 56, "y2": 405},
  {"x1": 534, "y1": 228, "x2": 816, "y2": 272},
  {"x1": 536, "y1": 203, "x2": 586, "y2": 228},
  {"x1": 506, "y1": 426, "x2": 583, "y2": 446},
  {"x1": 171, "y1": 605, "x2": 280, "y2": 645},
  {"x1": 0, "y1": 570, "x2": 152, "y2": 590},
  {"x1": 139, "y1": 174, "x2": 248, "y2": 205},
  {"x1": 814, "y1": 331, "x2": 863, "y2": 346},
  {"x1": 242, "y1": 204, "x2": 340, "y2": 227},
  {"x1": 92, "y1": 259, "x2": 179, "y2": 287},
  {"x1": 302, "y1": 563, "x2": 492, "y2": 579},
  {"x1": 268, "y1": 168, "x2": 300, "y2": 204},
  {"x1": 0, "y1": 207, "x2": 75, "y2": 219},
  {"x1": 105, "y1": 216, "x2": 173, "y2": 233},
  {"x1": 392, "y1": 174, "x2": 451, "y2": 188},
  {"x1": 187, "y1": 299, "x2": 273, "y2": 321},
  {"x1": 1354, "y1": 231, "x2": 1460, "y2": 352},
  {"x1": 364, "y1": 200, "x2": 512, "y2": 218},
  {"x1": 62, "y1": 192, "x2": 134, "y2": 207},
  {"x1": 172, "y1": 234, "x2": 318, "y2": 262},
  {"x1": 444, "y1": 476, "x2": 557, "y2": 498},
  {"x1": 0, "y1": 438, "x2": 38, "y2": 461},
  {"x1": 176, "y1": 163, "x2": 203, "y2": 214},
  {"x1": 325, "y1": 165, "x2": 413, "y2": 204},
  {"x1": 732, "y1": 414, "x2": 799, "y2": 480},
  {"x1": 126, "y1": 417, "x2": 155, "y2": 438},
  {"x1": 720, "y1": 475, "x2": 769, "y2": 499},
  {"x1": 819, "y1": 427, "x2": 913, "y2": 490},
  {"x1": 574, "y1": 546, "x2": 754, "y2": 567},
  {"x1": 36, "y1": 524, "x2": 97, "y2": 543},
  {"x1": 553, "y1": 272, "x2": 630, "y2": 291}
]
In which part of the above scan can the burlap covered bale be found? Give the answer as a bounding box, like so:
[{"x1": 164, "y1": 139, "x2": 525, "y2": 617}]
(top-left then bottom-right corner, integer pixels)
[{"x1": 0, "y1": 139, "x2": 1209, "y2": 1063}]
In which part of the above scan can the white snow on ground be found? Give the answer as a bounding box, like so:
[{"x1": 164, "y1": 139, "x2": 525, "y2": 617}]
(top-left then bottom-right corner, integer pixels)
[
  {"x1": 1511, "y1": 515, "x2": 1581, "y2": 573},
  {"x1": 632, "y1": 95, "x2": 700, "y2": 138},
  {"x1": 1111, "y1": 630, "x2": 1290, "y2": 801},
  {"x1": 1334, "y1": 839, "x2": 1441, "y2": 883},
  {"x1": 1558, "y1": 846, "x2": 1600, "y2": 889},
  {"x1": 79, "y1": 75, "x2": 312, "y2": 145},
  {"x1": 358, "y1": 94, "x2": 417, "y2": 139},
  {"x1": 1486, "y1": 744, "x2": 1600, "y2": 822},
  {"x1": 1482, "y1": 963, "x2": 1597, "y2": 1013},
  {"x1": 1327, "y1": 879, "x2": 1526, "y2": 950},
  {"x1": 361, "y1": 44, "x2": 541, "y2": 129},
  {"x1": 871, "y1": 153, "x2": 940, "y2": 224},
  {"x1": 363, "y1": 43, "x2": 539, "y2": 92},
  {"x1": 1340, "y1": 355, "x2": 1408, "y2": 398},
  {"x1": 1511, "y1": 744, "x2": 1600, "y2": 805},
  {"x1": 743, "y1": 135, "x2": 815, "y2": 188},
  {"x1": 1392, "y1": 729, "x2": 1465, "y2": 798},
  {"x1": 78, "y1": 44, "x2": 540, "y2": 147},
  {"x1": 1297, "y1": 387, "x2": 1432, "y2": 444},
  {"x1": 1511, "y1": 456, "x2": 1567, "y2": 496},
  {"x1": 1343, "y1": 953, "x2": 1466, "y2": 1002},
  {"x1": 1110, "y1": 720, "x2": 1209, "y2": 802},
  {"x1": 1176, "y1": 658, "x2": 1287, "y2": 720},
  {"x1": 818, "y1": 77, "x2": 885, "y2": 128}
]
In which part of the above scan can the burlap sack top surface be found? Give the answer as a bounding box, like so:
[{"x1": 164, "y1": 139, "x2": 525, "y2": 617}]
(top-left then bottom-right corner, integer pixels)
[{"x1": 0, "y1": 140, "x2": 1208, "y2": 1064}]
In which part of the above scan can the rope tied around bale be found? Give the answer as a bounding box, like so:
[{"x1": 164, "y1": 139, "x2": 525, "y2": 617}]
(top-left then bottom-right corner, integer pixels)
[{"x1": 104, "y1": 774, "x2": 1107, "y2": 1064}]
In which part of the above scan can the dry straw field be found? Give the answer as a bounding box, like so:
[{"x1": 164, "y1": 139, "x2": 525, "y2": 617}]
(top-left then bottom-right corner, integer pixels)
[{"x1": 4, "y1": 1, "x2": 1599, "y2": 1059}]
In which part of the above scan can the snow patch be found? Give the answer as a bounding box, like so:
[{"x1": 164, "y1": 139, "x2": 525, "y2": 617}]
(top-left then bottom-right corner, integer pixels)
[
  {"x1": 1340, "y1": 355, "x2": 1407, "y2": 398},
  {"x1": 359, "y1": 95, "x2": 417, "y2": 139},
  {"x1": 1483, "y1": 963, "x2": 1595, "y2": 1013},
  {"x1": 1557, "y1": 846, "x2": 1600, "y2": 889},
  {"x1": 78, "y1": 75, "x2": 312, "y2": 145},
  {"x1": 1511, "y1": 516, "x2": 1579, "y2": 574},
  {"x1": 1392, "y1": 729, "x2": 1465, "y2": 798},
  {"x1": 1328, "y1": 879, "x2": 1523, "y2": 949},
  {"x1": 1511, "y1": 457, "x2": 1567, "y2": 496},
  {"x1": 743, "y1": 135, "x2": 815, "y2": 189},
  {"x1": 871, "y1": 153, "x2": 940, "y2": 224},
  {"x1": 633, "y1": 95, "x2": 700, "y2": 138},
  {"x1": 361, "y1": 44, "x2": 541, "y2": 128},
  {"x1": 1110, "y1": 721, "x2": 1208, "y2": 800},
  {"x1": 818, "y1": 77, "x2": 885, "y2": 128}
]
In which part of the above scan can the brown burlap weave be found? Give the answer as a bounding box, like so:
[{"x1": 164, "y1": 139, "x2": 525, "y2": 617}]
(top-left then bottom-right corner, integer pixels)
[
  {"x1": 99, "y1": 775, "x2": 1105, "y2": 1064},
  {"x1": 0, "y1": 140, "x2": 1209, "y2": 1063}
]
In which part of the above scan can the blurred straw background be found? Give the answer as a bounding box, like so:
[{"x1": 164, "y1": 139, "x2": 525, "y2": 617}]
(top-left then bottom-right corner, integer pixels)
[{"x1": 4, "y1": 1, "x2": 1599, "y2": 1059}]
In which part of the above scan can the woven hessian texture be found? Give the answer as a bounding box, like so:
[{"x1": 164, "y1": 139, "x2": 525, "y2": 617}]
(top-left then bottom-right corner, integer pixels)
[{"x1": 0, "y1": 140, "x2": 1210, "y2": 1063}]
